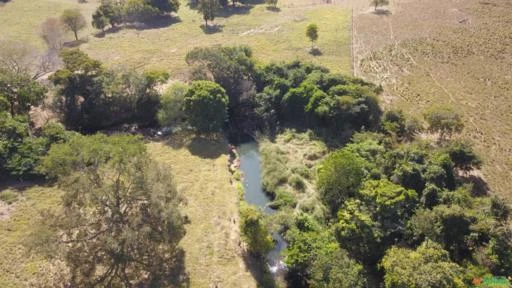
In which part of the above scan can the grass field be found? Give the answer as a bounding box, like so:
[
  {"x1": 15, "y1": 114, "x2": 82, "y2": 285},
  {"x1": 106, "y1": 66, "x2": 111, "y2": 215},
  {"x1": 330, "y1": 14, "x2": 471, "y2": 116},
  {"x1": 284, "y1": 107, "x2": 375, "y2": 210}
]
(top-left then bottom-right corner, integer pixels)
[
  {"x1": 0, "y1": 187, "x2": 63, "y2": 288},
  {"x1": 355, "y1": 0, "x2": 512, "y2": 200},
  {"x1": 0, "y1": 0, "x2": 352, "y2": 77},
  {"x1": 0, "y1": 134, "x2": 256, "y2": 288}
]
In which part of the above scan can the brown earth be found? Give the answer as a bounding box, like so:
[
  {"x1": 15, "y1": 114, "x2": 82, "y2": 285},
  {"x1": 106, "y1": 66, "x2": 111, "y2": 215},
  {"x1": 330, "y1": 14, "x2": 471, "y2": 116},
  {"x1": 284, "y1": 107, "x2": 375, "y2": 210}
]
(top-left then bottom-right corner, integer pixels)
[{"x1": 353, "y1": 0, "x2": 512, "y2": 199}]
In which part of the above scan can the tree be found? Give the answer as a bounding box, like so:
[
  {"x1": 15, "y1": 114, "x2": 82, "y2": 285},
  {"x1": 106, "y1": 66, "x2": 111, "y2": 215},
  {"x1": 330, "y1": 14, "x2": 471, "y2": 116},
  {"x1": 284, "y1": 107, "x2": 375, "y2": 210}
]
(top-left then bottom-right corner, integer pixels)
[
  {"x1": 381, "y1": 240, "x2": 465, "y2": 288},
  {"x1": 148, "y1": 0, "x2": 180, "y2": 13},
  {"x1": 0, "y1": 40, "x2": 59, "y2": 80},
  {"x1": 157, "y1": 82, "x2": 189, "y2": 126},
  {"x1": 370, "y1": 0, "x2": 389, "y2": 11},
  {"x1": 424, "y1": 106, "x2": 464, "y2": 139},
  {"x1": 0, "y1": 69, "x2": 47, "y2": 116},
  {"x1": 40, "y1": 18, "x2": 65, "y2": 50},
  {"x1": 358, "y1": 179, "x2": 418, "y2": 235},
  {"x1": 239, "y1": 202, "x2": 274, "y2": 256},
  {"x1": 317, "y1": 149, "x2": 368, "y2": 214},
  {"x1": 184, "y1": 80, "x2": 228, "y2": 133},
  {"x1": 39, "y1": 134, "x2": 187, "y2": 287},
  {"x1": 306, "y1": 23, "x2": 318, "y2": 48},
  {"x1": 335, "y1": 200, "x2": 383, "y2": 263},
  {"x1": 60, "y1": 9, "x2": 87, "y2": 41},
  {"x1": 309, "y1": 247, "x2": 366, "y2": 288},
  {"x1": 198, "y1": 0, "x2": 218, "y2": 26},
  {"x1": 265, "y1": 0, "x2": 278, "y2": 8},
  {"x1": 185, "y1": 45, "x2": 255, "y2": 106}
]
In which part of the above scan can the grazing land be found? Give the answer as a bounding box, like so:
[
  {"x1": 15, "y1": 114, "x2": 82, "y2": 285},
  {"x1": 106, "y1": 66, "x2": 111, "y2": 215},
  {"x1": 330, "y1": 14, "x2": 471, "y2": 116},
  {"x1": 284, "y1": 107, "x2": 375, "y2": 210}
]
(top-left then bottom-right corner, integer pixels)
[
  {"x1": 148, "y1": 135, "x2": 257, "y2": 287},
  {"x1": 0, "y1": 0, "x2": 352, "y2": 77},
  {"x1": 0, "y1": 187, "x2": 63, "y2": 288},
  {"x1": 354, "y1": 0, "x2": 512, "y2": 199},
  {"x1": 0, "y1": 134, "x2": 257, "y2": 288}
]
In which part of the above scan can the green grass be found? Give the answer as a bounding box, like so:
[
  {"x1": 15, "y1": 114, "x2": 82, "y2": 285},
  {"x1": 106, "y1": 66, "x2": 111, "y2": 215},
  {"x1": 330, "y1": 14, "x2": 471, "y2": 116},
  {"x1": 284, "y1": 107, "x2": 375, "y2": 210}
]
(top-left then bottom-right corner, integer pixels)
[
  {"x1": 0, "y1": 187, "x2": 63, "y2": 288},
  {"x1": 0, "y1": 190, "x2": 19, "y2": 205},
  {"x1": 259, "y1": 130, "x2": 327, "y2": 215},
  {"x1": 0, "y1": 0, "x2": 351, "y2": 76}
]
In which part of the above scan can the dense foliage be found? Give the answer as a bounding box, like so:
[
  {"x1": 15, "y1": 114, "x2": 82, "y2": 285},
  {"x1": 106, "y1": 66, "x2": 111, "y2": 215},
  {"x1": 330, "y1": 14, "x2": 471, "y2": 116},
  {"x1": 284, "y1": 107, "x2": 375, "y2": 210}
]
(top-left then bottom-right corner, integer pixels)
[
  {"x1": 51, "y1": 49, "x2": 168, "y2": 131},
  {"x1": 184, "y1": 80, "x2": 228, "y2": 133},
  {"x1": 92, "y1": 0, "x2": 180, "y2": 30},
  {"x1": 38, "y1": 134, "x2": 187, "y2": 287}
]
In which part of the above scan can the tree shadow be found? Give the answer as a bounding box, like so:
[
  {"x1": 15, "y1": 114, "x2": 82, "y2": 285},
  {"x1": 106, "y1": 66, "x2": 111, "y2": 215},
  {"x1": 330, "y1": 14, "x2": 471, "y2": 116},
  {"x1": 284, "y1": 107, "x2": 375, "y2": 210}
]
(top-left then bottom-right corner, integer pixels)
[
  {"x1": 62, "y1": 38, "x2": 88, "y2": 48},
  {"x1": 309, "y1": 47, "x2": 322, "y2": 56},
  {"x1": 242, "y1": 252, "x2": 278, "y2": 288},
  {"x1": 186, "y1": 135, "x2": 227, "y2": 159},
  {"x1": 266, "y1": 6, "x2": 281, "y2": 12},
  {"x1": 372, "y1": 9, "x2": 392, "y2": 16},
  {"x1": 200, "y1": 24, "x2": 224, "y2": 34},
  {"x1": 217, "y1": 4, "x2": 254, "y2": 18},
  {"x1": 168, "y1": 248, "x2": 190, "y2": 287},
  {"x1": 458, "y1": 173, "x2": 490, "y2": 197},
  {"x1": 0, "y1": 176, "x2": 48, "y2": 192}
]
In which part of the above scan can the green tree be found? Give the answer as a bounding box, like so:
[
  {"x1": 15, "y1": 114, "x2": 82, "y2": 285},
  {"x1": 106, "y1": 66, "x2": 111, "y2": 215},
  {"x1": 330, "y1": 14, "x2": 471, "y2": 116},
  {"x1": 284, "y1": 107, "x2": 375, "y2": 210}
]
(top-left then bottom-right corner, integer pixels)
[
  {"x1": 265, "y1": 0, "x2": 278, "y2": 8},
  {"x1": 370, "y1": 0, "x2": 389, "y2": 11},
  {"x1": 358, "y1": 179, "x2": 418, "y2": 235},
  {"x1": 424, "y1": 106, "x2": 464, "y2": 139},
  {"x1": 198, "y1": 0, "x2": 218, "y2": 26},
  {"x1": 0, "y1": 69, "x2": 47, "y2": 116},
  {"x1": 157, "y1": 82, "x2": 189, "y2": 126},
  {"x1": 317, "y1": 149, "x2": 368, "y2": 214},
  {"x1": 186, "y1": 45, "x2": 255, "y2": 106},
  {"x1": 306, "y1": 23, "x2": 318, "y2": 48},
  {"x1": 239, "y1": 202, "x2": 274, "y2": 256},
  {"x1": 60, "y1": 9, "x2": 87, "y2": 41},
  {"x1": 148, "y1": 0, "x2": 180, "y2": 13},
  {"x1": 184, "y1": 80, "x2": 228, "y2": 133},
  {"x1": 335, "y1": 199, "x2": 383, "y2": 263},
  {"x1": 381, "y1": 240, "x2": 465, "y2": 288},
  {"x1": 309, "y1": 248, "x2": 366, "y2": 288},
  {"x1": 39, "y1": 134, "x2": 187, "y2": 287}
]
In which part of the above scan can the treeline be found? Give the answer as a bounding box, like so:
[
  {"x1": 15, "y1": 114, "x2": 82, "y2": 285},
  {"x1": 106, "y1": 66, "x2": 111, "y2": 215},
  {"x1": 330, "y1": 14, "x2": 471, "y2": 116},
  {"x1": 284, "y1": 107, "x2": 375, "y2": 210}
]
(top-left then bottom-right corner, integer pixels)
[{"x1": 92, "y1": 0, "x2": 180, "y2": 30}]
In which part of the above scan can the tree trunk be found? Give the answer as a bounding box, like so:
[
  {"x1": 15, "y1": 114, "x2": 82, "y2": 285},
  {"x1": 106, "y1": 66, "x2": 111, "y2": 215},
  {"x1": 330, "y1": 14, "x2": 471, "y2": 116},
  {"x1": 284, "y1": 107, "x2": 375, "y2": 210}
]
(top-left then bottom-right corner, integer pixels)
[{"x1": 74, "y1": 30, "x2": 78, "y2": 41}]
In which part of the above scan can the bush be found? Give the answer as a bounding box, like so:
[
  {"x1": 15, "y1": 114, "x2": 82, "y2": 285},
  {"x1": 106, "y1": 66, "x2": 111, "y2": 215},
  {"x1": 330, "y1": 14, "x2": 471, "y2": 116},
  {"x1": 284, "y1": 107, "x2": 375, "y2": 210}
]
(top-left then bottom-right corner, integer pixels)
[
  {"x1": 289, "y1": 174, "x2": 306, "y2": 192},
  {"x1": 239, "y1": 201, "x2": 274, "y2": 256},
  {"x1": 0, "y1": 189, "x2": 18, "y2": 204},
  {"x1": 269, "y1": 188, "x2": 296, "y2": 209},
  {"x1": 157, "y1": 82, "x2": 188, "y2": 126}
]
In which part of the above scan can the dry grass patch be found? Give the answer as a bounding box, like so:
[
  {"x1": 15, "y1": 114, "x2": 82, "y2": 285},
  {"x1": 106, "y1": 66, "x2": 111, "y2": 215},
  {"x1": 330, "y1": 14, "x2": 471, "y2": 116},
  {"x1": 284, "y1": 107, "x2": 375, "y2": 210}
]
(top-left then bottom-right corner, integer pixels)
[
  {"x1": 147, "y1": 134, "x2": 257, "y2": 288},
  {"x1": 0, "y1": 0, "x2": 351, "y2": 76},
  {"x1": 355, "y1": 0, "x2": 512, "y2": 200},
  {"x1": 0, "y1": 186, "x2": 63, "y2": 288}
]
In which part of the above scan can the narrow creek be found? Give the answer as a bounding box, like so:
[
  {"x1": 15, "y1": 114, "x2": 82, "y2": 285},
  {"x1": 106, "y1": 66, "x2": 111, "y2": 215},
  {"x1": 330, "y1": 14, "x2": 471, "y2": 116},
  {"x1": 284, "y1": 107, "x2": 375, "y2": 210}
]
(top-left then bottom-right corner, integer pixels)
[{"x1": 237, "y1": 142, "x2": 287, "y2": 274}]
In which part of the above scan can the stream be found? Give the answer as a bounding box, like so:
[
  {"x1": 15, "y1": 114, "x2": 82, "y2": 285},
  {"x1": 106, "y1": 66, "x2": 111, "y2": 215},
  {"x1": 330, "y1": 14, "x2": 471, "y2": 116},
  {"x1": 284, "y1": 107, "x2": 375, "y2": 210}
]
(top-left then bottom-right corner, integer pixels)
[{"x1": 238, "y1": 142, "x2": 287, "y2": 274}]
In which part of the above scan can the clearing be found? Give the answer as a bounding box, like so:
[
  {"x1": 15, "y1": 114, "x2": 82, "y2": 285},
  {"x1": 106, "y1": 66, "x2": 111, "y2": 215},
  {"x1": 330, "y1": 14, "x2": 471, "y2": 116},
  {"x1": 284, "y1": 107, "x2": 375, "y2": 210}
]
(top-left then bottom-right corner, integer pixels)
[
  {"x1": 353, "y1": 0, "x2": 512, "y2": 200},
  {"x1": 0, "y1": 0, "x2": 352, "y2": 77}
]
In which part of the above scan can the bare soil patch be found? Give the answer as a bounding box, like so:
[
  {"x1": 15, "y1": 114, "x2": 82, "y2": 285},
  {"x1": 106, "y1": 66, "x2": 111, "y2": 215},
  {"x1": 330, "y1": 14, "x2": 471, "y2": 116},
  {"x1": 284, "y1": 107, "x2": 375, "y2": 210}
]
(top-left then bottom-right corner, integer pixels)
[{"x1": 354, "y1": 0, "x2": 512, "y2": 199}]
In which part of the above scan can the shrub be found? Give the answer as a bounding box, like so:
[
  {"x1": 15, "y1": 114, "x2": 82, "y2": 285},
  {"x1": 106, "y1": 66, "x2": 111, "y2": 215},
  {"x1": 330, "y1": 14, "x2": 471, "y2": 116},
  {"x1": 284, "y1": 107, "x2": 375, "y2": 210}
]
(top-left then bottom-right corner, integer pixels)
[
  {"x1": 289, "y1": 174, "x2": 306, "y2": 192},
  {"x1": 0, "y1": 189, "x2": 18, "y2": 204}
]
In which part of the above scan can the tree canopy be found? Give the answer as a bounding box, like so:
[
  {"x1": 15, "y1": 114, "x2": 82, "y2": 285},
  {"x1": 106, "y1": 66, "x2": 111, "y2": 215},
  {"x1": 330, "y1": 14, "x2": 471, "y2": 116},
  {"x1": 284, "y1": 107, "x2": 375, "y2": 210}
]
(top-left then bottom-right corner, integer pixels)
[
  {"x1": 39, "y1": 134, "x2": 187, "y2": 287},
  {"x1": 184, "y1": 80, "x2": 228, "y2": 133}
]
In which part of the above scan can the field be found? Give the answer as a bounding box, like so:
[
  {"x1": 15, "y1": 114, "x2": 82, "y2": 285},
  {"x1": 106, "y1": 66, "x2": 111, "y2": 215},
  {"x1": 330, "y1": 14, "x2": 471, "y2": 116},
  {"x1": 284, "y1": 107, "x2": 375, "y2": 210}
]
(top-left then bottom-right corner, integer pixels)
[
  {"x1": 353, "y1": 0, "x2": 512, "y2": 199},
  {"x1": 0, "y1": 134, "x2": 258, "y2": 288},
  {"x1": 0, "y1": 0, "x2": 352, "y2": 77}
]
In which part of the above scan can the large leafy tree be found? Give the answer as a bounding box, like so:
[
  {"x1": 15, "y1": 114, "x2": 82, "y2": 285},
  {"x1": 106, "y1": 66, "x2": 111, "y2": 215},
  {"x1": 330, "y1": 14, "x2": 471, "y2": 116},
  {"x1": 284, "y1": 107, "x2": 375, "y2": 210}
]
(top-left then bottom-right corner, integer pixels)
[
  {"x1": 424, "y1": 106, "x2": 464, "y2": 139},
  {"x1": 185, "y1": 45, "x2": 255, "y2": 106},
  {"x1": 0, "y1": 69, "x2": 47, "y2": 116},
  {"x1": 358, "y1": 179, "x2": 418, "y2": 236},
  {"x1": 197, "y1": 0, "x2": 218, "y2": 26},
  {"x1": 317, "y1": 149, "x2": 368, "y2": 214},
  {"x1": 381, "y1": 240, "x2": 465, "y2": 288},
  {"x1": 39, "y1": 134, "x2": 187, "y2": 287},
  {"x1": 148, "y1": 0, "x2": 180, "y2": 13},
  {"x1": 184, "y1": 80, "x2": 228, "y2": 133}
]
